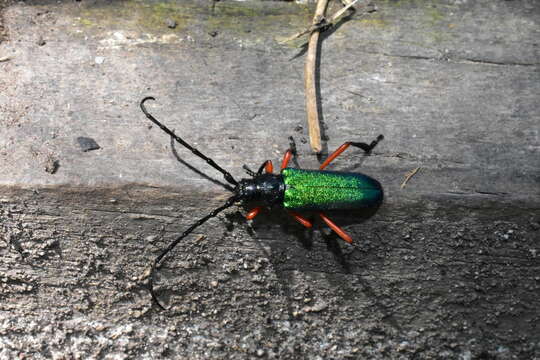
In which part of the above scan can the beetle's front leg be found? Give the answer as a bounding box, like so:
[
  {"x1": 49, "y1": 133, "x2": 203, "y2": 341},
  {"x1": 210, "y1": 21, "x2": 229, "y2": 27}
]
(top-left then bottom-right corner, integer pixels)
[{"x1": 245, "y1": 160, "x2": 274, "y2": 220}]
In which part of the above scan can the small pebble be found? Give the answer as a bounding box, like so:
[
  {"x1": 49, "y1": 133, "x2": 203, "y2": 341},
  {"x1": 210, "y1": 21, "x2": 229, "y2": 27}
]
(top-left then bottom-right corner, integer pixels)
[
  {"x1": 94, "y1": 56, "x2": 105, "y2": 64},
  {"x1": 44, "y1": 156, "x2": 59, "y2": 174},
  {"x1": 145, "y1": 235, "x2": 158, "y2": 243},
  {"x1": 165, "y1": 18, "x2": 177, "y2": 29},
  {"x1": 76, "y1": 137, "x2": 101, "y2": 152}
]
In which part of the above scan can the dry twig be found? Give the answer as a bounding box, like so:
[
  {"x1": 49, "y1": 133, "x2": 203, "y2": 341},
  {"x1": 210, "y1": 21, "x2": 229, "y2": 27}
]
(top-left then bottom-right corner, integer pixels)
[
  {"x1": 401, "y1": 167, "x2": 421, "y2": 189},
  {"x1": 298, "y1": 0, "x2": 367, "y2": 153},
  {"x1": 304, "y1": 0, "x2": 330, "y2": 154}
]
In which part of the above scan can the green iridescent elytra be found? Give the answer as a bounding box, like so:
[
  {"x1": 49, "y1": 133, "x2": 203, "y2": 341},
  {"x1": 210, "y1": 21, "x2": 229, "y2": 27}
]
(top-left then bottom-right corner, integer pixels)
[{"x1": 282, "y1": 168, "x2": 383, "y2": 211}]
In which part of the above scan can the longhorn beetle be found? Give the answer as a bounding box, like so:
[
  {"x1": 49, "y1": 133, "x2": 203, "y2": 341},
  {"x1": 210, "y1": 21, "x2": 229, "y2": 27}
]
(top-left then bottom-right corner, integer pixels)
[{"x1": 140, "y1": 96, "x2": 384, "y2": 309}]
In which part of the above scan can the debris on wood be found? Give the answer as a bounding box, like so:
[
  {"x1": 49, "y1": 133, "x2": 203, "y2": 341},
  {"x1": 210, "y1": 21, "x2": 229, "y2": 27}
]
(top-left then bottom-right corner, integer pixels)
[
  {"x1": 195, "y1": 235, "x2": 206, "y2": 242},
  {"x1": 140, "y1": 266, "x2": 152, "y2": 281},
  {"x1": 303, "y1": 301, "x2": 328, "y2": 313},
  {"x1": 401, "y1": 167, "x2": 421, "y2": 189},
  {"x1": 44, "y1": 154, "x2": 59, "y2": 174}
]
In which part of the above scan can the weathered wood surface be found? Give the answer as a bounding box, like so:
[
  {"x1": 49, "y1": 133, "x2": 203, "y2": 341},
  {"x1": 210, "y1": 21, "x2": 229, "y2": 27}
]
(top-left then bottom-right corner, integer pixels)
[{"x1": 0, "y1": 0, "x2": 539, "y2": 358}]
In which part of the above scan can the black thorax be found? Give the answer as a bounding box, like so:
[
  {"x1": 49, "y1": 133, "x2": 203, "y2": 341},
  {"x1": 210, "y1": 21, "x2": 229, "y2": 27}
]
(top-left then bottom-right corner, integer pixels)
[{"x1": 236, "y1": 174, "x2": 285, "y2": 205}]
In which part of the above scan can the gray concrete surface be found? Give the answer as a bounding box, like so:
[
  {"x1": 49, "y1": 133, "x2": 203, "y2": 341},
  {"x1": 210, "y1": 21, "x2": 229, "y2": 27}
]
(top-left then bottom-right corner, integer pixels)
[{"x1": 0, "y1": 0, "x2": 539, "y2": 358}]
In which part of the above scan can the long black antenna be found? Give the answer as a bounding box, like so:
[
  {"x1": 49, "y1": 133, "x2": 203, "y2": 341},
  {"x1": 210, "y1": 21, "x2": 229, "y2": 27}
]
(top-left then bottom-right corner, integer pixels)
[
  {"x1": 150, "y1": 195, "x2": 239, "y2": 310},
  {"x1": 140, "y1": 97, "x2": 238, "y2": 186}
]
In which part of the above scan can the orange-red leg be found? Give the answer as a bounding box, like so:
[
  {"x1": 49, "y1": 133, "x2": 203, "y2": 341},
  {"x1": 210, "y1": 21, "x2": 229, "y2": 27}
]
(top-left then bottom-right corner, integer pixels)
[
  {"x1": 319, "y1": 135, "x2": 384, "y2": 170},
  {"x1": 281, "y1": 149, "x2": 293, "y2": 169},
  {"x1": 318, "y1": 212, "x2": 353, "y2": 243},
  {"x1": 246, "y1": 206, "x2": 262, "y2": 220},
  {"x1": 281, "y1": 136, "x2": 298, "y2": 169},
  {"x1": 265, "y1": 160, "x2": 273, "y2": 174},
  {"x1": 320, "y1": 143, "x2": 351, "y2": 170},
  {"x1": 288, "y1": 211, "x2": 313, "y2": 228}
]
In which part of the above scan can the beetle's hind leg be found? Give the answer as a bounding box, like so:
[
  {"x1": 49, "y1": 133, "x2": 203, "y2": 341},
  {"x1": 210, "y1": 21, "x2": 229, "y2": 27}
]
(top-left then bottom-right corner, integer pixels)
[
  {"x1": 316, "y1": 135, "x2": 383, "y2": 243},
  {"x1": 318, "y1": 212, "x2": 353, "y2": 244},
  {"x1": 280, "y1": 136, "x2": 297, "y2": 169},
  {"x1": 319, "y1": 134, "x2": 383, "y2": 170}
]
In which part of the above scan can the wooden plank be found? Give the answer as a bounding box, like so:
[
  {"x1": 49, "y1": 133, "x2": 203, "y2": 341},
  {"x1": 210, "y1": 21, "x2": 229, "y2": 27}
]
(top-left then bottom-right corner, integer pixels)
[{"x1": 0, "y1": 0, "x2": 538, "y2": 358}]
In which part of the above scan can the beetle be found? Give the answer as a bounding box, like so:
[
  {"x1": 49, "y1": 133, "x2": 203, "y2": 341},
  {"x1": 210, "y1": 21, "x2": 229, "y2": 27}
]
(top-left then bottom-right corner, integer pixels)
[{"x1": 140, "y1": 96, "x2": 384, "y2": 309}]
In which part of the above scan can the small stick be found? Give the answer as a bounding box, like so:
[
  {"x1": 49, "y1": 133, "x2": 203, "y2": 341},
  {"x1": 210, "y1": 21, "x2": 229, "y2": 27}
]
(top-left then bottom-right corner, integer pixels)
[
  {"x1": 195, "y1": 234, "x2": 206, "y2": 242},
  {"x1": 0, "y1": 56, "x2": 11, "y2": 62},
  {"x1": 401, "y1": 167, "x2": 421, "y2": 189},
  {"x1": 305, "y1": 0, "x2": 329, "y2": 154}
]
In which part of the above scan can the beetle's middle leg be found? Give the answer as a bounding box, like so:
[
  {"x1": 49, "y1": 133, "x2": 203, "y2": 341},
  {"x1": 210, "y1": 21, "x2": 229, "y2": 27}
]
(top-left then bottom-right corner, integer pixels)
[
  {"x1": 288, "y1": 211, "x2": 312, "y2": 228},
  {"x1": 279, "y1": 137, "x2": 314, "y2": 228}
]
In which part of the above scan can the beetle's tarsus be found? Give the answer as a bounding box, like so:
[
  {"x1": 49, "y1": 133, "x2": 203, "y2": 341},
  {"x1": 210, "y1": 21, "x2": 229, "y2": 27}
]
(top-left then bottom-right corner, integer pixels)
[
  {"x1": 350, "y1": 134, "x2": 384, "y2": 154},
  {"x1": 288, "y1": 136, "x2": 297, "y2": 156}
]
